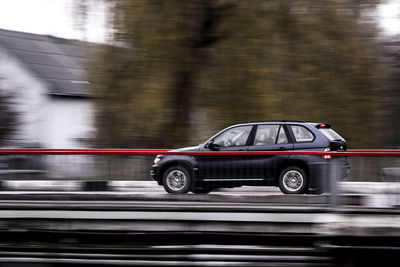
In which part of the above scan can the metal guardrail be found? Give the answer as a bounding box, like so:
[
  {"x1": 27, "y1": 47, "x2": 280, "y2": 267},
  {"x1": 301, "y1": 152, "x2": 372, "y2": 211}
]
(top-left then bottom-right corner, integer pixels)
[
  {"x1": 1, "y1": 148, "x2": 400, "y2": 156},
  {"x1": 0, "y1": 201, "x2": 398, "y2": 266},
  {"x1": 0, "y1": 230, "x2": 333, "y2": 266}
]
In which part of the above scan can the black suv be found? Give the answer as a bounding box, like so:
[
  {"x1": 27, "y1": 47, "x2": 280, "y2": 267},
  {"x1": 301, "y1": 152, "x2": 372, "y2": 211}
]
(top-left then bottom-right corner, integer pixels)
[{"x1": 151, "y1": 121, "x2": 349, "y2": 194}]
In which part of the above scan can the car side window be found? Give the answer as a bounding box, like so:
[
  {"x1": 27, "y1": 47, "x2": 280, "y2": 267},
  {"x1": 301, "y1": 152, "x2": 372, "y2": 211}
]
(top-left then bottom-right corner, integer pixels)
[
  {"x1": 254, "y1": 125, "x2": 282, "y2": 146},
  {"x1": 213, "y1": 126, "x2": 252, "y2": 147},
  {"x1": 290, "y1": 125, "x2": 315, "y2": 142}
]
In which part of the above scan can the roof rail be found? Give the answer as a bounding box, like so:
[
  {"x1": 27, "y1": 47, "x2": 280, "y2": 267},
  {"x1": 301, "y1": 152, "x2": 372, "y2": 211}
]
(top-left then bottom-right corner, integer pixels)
[{"x1": 241, "y1": 120, "x2": 306, "y2": 124}]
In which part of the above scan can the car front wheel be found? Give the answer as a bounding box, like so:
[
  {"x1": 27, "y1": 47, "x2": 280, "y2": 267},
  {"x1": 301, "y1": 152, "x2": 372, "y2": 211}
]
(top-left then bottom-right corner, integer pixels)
[
  {"x1": 162, "y1": 166, "x2": 191, "y2": 194},
  {"x1": 278, "y1": 167, "x2": 308, "y2": 194}
]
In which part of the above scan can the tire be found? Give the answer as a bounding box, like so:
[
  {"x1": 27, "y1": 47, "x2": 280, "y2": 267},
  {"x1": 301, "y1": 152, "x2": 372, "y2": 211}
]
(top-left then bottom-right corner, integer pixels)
[
  {"x1": 192, "y1": 187, "x2": 212, "y2": 194},
  {"x1": 278, "y1": 166, "x2": 308, "y2": 194},
  {"x1": 162, "y1": 166, "x2": 191, "y2": 194}
]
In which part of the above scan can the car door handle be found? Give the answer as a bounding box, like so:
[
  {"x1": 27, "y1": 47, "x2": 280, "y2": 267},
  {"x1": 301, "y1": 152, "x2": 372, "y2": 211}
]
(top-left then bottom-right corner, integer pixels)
[{"x1": 279, "y1": 147, "x2": 286, "y2": 150}]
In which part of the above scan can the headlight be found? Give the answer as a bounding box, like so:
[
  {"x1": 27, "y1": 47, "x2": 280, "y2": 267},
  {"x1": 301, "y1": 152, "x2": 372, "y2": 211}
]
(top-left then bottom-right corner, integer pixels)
[{"x1": 154, "y1": 156, "x2": 161, "y2": 164}]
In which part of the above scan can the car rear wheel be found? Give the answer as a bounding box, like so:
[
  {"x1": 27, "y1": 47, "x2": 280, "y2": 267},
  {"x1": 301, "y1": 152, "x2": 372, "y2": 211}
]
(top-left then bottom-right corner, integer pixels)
[
  {"x1": 278, "y1": 166, "x2": 308, "y2": 194},
  {"x1": 162, "y1": 166, "x2": 191, "y2": 194}
]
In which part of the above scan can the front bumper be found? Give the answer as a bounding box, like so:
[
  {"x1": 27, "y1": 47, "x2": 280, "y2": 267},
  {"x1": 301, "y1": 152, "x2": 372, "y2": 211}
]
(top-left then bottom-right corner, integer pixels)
[{"x1": 150, "y1": 164, "x2": 163, "y2": 185}]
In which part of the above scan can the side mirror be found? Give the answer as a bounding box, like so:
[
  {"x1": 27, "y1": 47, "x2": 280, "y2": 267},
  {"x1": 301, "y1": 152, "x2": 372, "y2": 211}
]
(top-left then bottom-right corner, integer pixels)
[{"x1": 206, "y1": 140, "x2": 220, "y2": 151}]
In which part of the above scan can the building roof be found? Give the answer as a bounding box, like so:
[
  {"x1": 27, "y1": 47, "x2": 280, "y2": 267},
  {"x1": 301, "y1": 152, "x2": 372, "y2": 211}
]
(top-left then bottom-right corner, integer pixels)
[{"x1": 0, "y1": 28, "x2": 97, "y2": 97}]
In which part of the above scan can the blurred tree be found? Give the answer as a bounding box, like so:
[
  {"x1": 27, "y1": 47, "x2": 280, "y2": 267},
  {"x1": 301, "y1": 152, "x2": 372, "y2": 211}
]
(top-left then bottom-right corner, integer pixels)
[{"x1": 75, "y1": 0, "x2": 384, "y2": 148}]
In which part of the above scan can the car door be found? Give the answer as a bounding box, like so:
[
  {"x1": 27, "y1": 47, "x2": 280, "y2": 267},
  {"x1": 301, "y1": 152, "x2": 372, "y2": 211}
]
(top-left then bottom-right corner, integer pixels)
[
  {"x1": 197, "y1": 125, "x2": 254, "y2": 180},
  {"x1": 247, "y1": 124, "x2": 293, "y2": 180}
]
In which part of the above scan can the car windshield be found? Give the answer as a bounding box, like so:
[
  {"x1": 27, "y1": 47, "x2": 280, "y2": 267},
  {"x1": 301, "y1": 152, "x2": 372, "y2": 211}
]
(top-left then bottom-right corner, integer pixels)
[{"x1": 319, "y1": 128, "x2": 345, "y2": 141}]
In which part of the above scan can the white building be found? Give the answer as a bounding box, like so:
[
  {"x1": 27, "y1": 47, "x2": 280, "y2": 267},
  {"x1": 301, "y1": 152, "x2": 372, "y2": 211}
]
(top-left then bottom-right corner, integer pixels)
[{"x1": 0, "y1": 29, "x2": 98, "y2": 178}]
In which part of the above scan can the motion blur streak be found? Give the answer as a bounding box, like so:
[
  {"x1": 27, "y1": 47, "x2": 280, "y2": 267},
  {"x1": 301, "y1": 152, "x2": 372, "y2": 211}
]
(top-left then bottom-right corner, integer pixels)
[
  {"x1": 72, "y1": 0, "x2": 394, "y2": 150},
  {"x1": 0, "y1": 0, "x2": 399, "y2": 266}
]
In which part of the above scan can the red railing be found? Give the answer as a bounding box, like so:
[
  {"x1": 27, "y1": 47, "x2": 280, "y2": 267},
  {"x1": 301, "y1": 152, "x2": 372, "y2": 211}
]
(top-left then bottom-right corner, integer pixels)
[{"x1": 0, "y1": 149, "x2": 400, "y2": 156}]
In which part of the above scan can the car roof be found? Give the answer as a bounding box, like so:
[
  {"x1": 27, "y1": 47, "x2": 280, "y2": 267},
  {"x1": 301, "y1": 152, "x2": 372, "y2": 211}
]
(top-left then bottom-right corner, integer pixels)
[{"x1": 238, "y1": 120, "x2": 319, "y2": 126}]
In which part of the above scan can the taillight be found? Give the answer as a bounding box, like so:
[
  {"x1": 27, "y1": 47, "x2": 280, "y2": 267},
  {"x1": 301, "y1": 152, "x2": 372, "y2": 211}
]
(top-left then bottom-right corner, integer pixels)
[{"x1": 323, "y1": 147, "x2": 331, "y2": 159}]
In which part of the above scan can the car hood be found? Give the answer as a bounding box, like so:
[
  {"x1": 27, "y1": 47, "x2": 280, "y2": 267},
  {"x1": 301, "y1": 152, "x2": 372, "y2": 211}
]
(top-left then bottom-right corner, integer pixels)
[{"x1": 171, "y1": 145, "x2": 200, "y2": 152}]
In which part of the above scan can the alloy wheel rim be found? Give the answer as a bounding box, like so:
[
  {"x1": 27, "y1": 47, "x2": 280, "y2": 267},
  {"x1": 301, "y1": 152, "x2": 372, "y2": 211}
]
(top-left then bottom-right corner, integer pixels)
[
  {"x1": 166, "y1": 170, "x2": 187, "y2": 191},
  {"x1": 282, "y1": 170, "x2": 304, "y2": 192}
]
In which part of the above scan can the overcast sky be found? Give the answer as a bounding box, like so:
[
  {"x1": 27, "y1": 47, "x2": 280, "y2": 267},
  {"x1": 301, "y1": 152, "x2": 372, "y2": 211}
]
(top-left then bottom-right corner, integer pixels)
[
  {"x1": 378, "y1": 0, "x2": 400, "y2": 36},
  {"x1": 0, "y1": 0, "x2": 107, "y2": 43},
  {"x1": 0, "y1": 0, "x2": 398, "y2": 43}
]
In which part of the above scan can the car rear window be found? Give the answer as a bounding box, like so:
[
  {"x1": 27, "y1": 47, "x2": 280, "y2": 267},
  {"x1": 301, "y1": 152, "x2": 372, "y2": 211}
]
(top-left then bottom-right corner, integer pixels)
[
  {"x1": 290, "y1": 125, "x2": 315, "y2": 142},
  {"x1": 318, "y1": 128, "x2": 345, "y2": 141}
]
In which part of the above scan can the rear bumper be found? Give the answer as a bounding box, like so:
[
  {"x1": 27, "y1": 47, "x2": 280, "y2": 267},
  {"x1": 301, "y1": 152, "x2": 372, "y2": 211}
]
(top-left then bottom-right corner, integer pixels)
[
  {"x1": 307, "y1": 158, "x2": 350, "y2": 193},
  {"x1": 337, "y1": 157, "x2": 351, "y2": 181}
]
